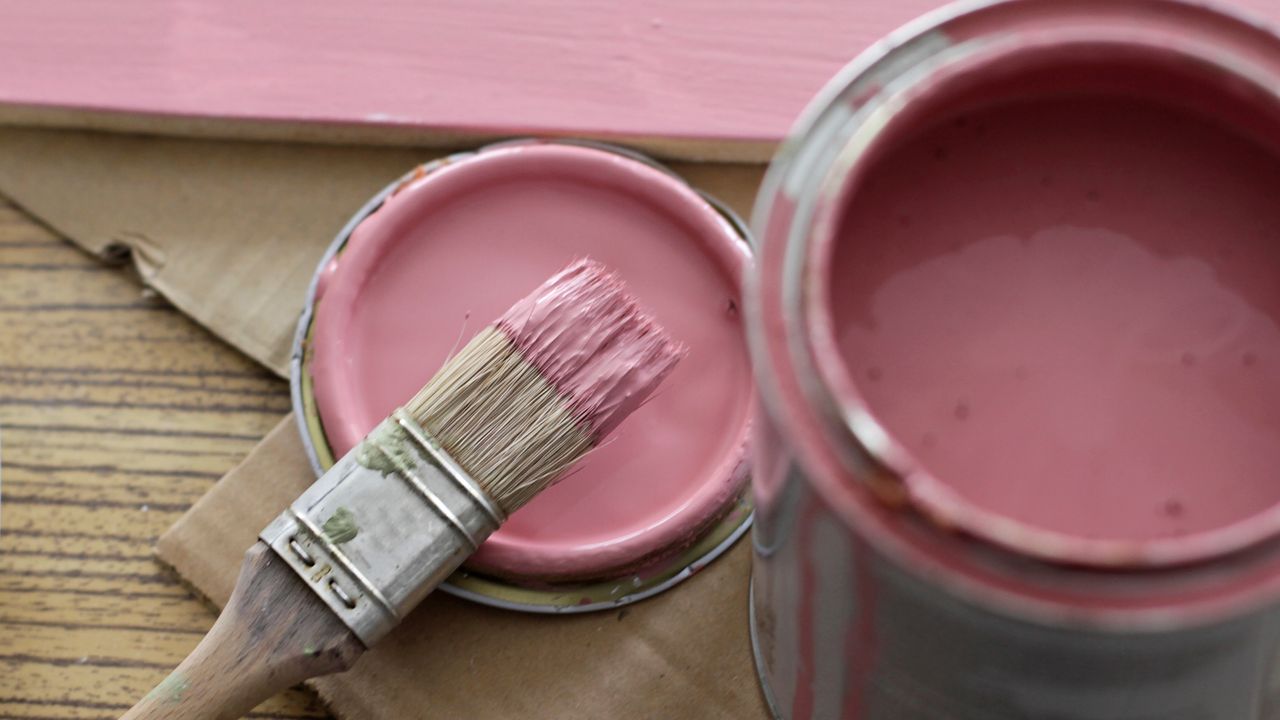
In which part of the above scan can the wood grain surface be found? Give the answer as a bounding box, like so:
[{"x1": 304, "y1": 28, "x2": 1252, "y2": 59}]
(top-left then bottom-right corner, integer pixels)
[{"x1": 0, "y1": 197, "x2": 333, "y2": 719}]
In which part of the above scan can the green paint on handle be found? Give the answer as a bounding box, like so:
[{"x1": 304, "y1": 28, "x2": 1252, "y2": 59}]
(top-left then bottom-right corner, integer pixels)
[
  {"x1": 322, "y1": 507, "x2": 359, "y2": 545},
  {"x1": 147, "y1": 670, "x2": 191, "y2": 704}
]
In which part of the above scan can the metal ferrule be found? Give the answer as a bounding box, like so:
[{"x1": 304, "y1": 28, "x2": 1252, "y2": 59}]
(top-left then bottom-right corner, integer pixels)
[{"x1": 260, "y1": 409, "x2": 505, "y2": 646}]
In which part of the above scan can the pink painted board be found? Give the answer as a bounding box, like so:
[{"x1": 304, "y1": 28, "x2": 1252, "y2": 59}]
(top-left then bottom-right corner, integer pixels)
[
  {"x1": 2, "y1": 1, "x2": 1278, "y2": 157},
  {"x1": 0, "y1": 0, "x2": 987, "y2": 158}
]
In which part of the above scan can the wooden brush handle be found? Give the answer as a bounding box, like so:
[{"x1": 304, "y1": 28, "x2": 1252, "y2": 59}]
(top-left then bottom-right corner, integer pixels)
[{"x1": 122, "y1": 542, "x2": 365, "y2": 720}]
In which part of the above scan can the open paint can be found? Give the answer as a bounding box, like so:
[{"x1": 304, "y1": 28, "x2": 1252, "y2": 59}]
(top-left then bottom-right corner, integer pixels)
[
  {"x1": 749, "y1": 0, "x2": 1280, "y2": 717},
  {"x1": 292, "y1": 139, "x2": 754, "y2": 612}
]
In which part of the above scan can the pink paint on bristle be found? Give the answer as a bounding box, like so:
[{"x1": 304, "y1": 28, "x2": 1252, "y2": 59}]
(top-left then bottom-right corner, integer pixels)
[{"x1": 496, "y1": 259, "x2": 686, "y2": 441}]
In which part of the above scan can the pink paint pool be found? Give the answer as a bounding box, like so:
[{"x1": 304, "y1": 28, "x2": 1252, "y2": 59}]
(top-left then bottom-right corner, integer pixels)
[
  {"x1": 828, "y1": 94, "x2": 1280, "y2": 546},
  {"x1": 306, "y1": 142, "x2": 753, "y2": 583},
  {"x1": 806, "y1": 30, "x2": 1280, "y2": 567}
]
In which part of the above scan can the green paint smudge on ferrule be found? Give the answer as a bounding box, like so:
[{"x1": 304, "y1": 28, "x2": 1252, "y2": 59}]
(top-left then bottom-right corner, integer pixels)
[
  {"x1": 355, "y1": 419, "x2": 415, "y2": 475},
  {"x1": 322, "y1": 507, "x2": 359, "y2": 545}
]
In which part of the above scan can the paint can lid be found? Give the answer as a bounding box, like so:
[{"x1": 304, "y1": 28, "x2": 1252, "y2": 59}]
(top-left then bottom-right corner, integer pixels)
[{"x1": 294, "y1": 140, "x2": 755, "y2": 611}]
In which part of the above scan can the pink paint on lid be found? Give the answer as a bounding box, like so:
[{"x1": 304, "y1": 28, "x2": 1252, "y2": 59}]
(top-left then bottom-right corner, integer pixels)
[{"x1": 309, "y1": 143, "x2": 753, "y2": 580}]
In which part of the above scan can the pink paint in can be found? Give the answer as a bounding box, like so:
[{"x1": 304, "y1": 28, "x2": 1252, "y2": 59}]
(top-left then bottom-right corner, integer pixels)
[{"x1": 748, "y1": 1, "x2": 1280, "y2": 717}]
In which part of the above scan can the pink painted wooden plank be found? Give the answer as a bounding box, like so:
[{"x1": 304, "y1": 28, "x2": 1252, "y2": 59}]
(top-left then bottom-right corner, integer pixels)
[
  {"x1": 0, "y1": 0, "x2": 1277, "y2": 157},
  {"x1": 0, "y1": 0, "x2": 940, "y2": 155}
]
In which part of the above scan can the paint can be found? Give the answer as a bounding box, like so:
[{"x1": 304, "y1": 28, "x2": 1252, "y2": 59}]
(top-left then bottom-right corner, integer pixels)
[
  {"x1": 747, "y1": 1, "x2": 1280, "y2": 717},
  {"x1": 292, "y1": 139, "x2": 755, "y2": 612}
]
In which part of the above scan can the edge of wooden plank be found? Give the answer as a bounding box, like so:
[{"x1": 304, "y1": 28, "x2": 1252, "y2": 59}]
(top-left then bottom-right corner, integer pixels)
[{"x1": 0, "y1": 105, "x2": 779, "y2": 164}]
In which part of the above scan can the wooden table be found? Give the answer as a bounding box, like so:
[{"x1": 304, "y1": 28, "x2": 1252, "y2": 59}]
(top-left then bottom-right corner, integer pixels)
[{"x1": 0, "y1": 198, "x2": 331, "y2": 719}]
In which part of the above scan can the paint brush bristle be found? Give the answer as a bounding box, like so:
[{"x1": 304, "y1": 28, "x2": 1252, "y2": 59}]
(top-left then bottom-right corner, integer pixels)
[{"x1": 405, "y1": 259, "x2": 685, "y2": 514}]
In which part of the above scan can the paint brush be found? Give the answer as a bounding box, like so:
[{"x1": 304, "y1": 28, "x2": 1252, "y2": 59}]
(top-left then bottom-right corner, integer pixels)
[{"x1": 121, "y1": 259, "x2": 684, "y2": 720}]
